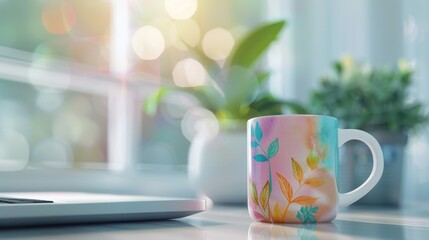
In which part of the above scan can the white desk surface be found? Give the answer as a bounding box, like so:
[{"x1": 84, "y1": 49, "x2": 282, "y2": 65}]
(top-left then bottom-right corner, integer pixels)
[{"x1": 1, "y1": 205, "x2": 428, "y2": 239}]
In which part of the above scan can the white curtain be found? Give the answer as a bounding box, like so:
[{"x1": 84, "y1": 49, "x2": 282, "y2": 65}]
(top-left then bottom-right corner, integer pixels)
[{"x1": 267, "y1": 0, "x2": 429, "y2": 205}]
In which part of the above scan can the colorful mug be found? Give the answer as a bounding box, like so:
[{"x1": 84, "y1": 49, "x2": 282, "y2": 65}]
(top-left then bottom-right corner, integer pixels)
[{"x1": 247, "y1": 115, "x2": 384, "y2": 223}]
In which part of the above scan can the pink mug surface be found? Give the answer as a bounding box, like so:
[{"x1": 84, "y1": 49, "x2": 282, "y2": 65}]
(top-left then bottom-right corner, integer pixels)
[{"x1": 247, "y1": 115, "x2": 384, "y2": 223}]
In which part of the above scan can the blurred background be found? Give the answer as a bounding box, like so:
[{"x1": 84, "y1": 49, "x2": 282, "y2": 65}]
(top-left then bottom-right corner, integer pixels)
[{"x1": 0, "y1": 0, "x2": 428, "y2": 206}]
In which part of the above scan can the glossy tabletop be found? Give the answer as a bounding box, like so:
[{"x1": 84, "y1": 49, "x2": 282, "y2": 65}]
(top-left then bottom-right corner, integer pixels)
[{"x1": 1, "y1": 205, "x2": 429, "y2": 239}]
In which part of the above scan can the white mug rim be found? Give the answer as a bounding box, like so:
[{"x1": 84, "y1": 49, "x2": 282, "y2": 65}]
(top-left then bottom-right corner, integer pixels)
[{"x1": 248, "y1": 114, "x2": 338, "y2": 122}]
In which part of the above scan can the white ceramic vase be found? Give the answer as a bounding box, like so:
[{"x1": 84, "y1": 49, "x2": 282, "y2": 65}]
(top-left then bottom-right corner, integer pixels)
[{"x1": 188, "y1": 128, "x2": 247, "y2": 204}]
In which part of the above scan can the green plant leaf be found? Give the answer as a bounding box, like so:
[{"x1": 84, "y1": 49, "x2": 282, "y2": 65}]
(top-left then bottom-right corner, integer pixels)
[
  {"x1": 179, "y1": 37, "x2": 222, "y2": 80},
  {"x1": 253, "y1": 154, "x2": 268, "y2": 162},
  {"x1": 249, "y1": 94, "x2": 309, "y2": 116},
  {"x1": 255, "y1": 122, "x2": 263, "y2": 142},
  {"x1": 228, "y1": 20, "x2": 286, "y2": 69},
  {"x1": 217, "y1": 66, "x2": 259, "y2": 114},
  {"x1": 256, "y1": 70, "x2": 270, "y2": 86},
  {"x1": 251, "y1": 141, "x2": 259, "y2": 148},
  {"x1": 309, "y1": 58, "x2": 428, "y2": 132},
  {"x1": 267, "y1": 138, "x2": 279, "y2": 158},
  {"x1": 143, "y1": 88, "x2": 169, "y2": 116},
  {"x1": 182, "y1": 86, "x2": 224, "y2": 112}
]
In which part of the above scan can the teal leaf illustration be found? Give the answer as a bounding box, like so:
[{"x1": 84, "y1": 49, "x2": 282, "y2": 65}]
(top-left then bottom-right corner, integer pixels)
[
  {"x1": 251, "y1": 141, "x2": 259, "y2": 148},
  {"x1": 255, "y1": 122, "x2": 263, "y2": 142},
  {"x1": 253, "y1": 154, "x2": 269, "y2": 162},
  {"x1": 296, "y1": 206, "x2": 319, "y2": 224},
  {"x1": 267, "y1": 138, "x2": 279, "y2": 158},
  {"x1": 251, "y1": 125, "x2": 255, "y2": 137}
]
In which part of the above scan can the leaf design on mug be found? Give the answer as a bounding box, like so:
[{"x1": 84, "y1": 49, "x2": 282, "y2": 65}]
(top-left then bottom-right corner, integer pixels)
[
  {"x1": 260, "y1": 181, "x2": 270, "y2": 211},
  {"x1": 296, "y1": 206, "x2": 319, "y2": 223},
  {"x1": 276, "y1": 172, "x2": 293, "y2": 201},
  {"x1": 255, "y1": 122, "x2": 263, "y2": 142},
  {"x1": 267, "y1": 138, "x2": 279, "y2": 158},
  {"x1": 249, "y1": 179, "x2": 258, "y2": 205},
  {"x1": 291, "y1": 157, "x2": 304, "y2": 184},
  {"x1": 292, "y1": 196, "x2": 319, "y2": 205},
  {"x1": 271, "y1": 202, "x2": 283, "y2": 222},
  {"x1": 253, "y1": 154, "x2": 269, "y2": 162},
  {"x1": 306, "y1": 151, "x2": 319, "y2": 170},
  {"x1": 251, "y1": 210, "x2": 268, "y2": 222},
  {"x1": 304, "y1": 177, "x2": 326, "y2": 187}
]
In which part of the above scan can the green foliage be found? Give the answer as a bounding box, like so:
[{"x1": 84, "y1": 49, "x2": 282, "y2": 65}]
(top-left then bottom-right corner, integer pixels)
[
  {"x1": 227, "y1": 21, "x2": 285, "y2": 68},
  {"x1": 309, "y1": 56, "x2": 428, "y2": 133},
  {"x1": 296, "y1": 206, "x2": 318, "y2": 224},
  {"x1": 144, "y1": 20, "x2": 308, "y2": 125}
]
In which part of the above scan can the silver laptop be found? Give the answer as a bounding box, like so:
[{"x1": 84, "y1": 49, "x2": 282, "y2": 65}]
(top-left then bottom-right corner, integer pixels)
[{"x1": 0, "y1": 192, "x2": 206, "y2": 227}]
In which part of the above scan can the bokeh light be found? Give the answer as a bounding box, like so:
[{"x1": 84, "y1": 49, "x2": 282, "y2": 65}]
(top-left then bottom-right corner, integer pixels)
[
  {"x1": 173, "y1": 58, "x2": 207, "y2": 87},
  {"x1": 0, "y1": 129, "x2": 29, "y2": 171},
  {"x1": 53, "y1": 109, "x2": 100, "y2": 148},
  {"x1": 28, "y1": 60, "x2": 71, "y2": 93},
  {"x1": 163, "y1": 91, "x2": 201, "y2": 119},
  {"x1": 41, "y1": 1, "x2": 76, "y2": 35},
  {"x1": 202, "y1": 28, "x2": 235, "y2": 60},
  {"x1": 181, "y1": 107, "x2": 219, "y2": 141},
  {"x1": 31, "y1": 139, "x2": 72, "y2": 168},
  {"x1": 36, "y1": 92, "x2": 64, "y2": 112},
  {"x1": 68, "y1": 0, "x2": 111, "y2": 37},
  {"x1": 164, "y1": 0, "x2": 197, "y2": 20},
  {"x1": 168, "y1": 19, "x2": 200, "y2": 51},
  {"x1": 132, "y1": 26, "x2": 165, "y2": 60}
]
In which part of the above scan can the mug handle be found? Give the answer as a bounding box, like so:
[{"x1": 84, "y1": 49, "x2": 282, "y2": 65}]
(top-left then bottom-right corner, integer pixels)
[{"x1": 338, "y1": 129, "x2": 384, "y2": 208}]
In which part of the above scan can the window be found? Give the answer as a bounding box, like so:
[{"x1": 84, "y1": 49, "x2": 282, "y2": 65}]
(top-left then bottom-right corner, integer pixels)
[{"x1": 0, "y1": 0, "x2": 266, "y2": 181}]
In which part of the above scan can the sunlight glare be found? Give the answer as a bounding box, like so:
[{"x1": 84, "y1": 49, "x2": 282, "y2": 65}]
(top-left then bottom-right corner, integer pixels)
[
  {"x1": 132, "y1": 26, "x2": 165, "y2": 60},
  {"x1": 41, "y1": 2, "x2": 76, "y2": 35},
  {"x1": 173, "y1": 58, "x2": 207, "y2": 87},
  {"x1": 202, "y1": 28, "x2": 235, "y2": 60},
  {"x1": 164, "y1": 0, "x2": 197, "y2": 20}
]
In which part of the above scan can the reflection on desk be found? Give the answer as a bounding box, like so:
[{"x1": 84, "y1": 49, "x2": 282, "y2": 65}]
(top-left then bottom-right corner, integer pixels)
[
  {"x1": 248, "y1": 222, "x2": 349, "y2": 240},
  {"x1": 1, "y1": 206, "x2": 429, "y2": 240}
]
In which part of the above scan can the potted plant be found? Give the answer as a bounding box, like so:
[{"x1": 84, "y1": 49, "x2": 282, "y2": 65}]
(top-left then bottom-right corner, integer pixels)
[
  {"x1": 309, "y1": 56, "x2": 428, "y2": 206},
  {"x1": 144, "y1": 20, "x2": 306, "y2": 203}
]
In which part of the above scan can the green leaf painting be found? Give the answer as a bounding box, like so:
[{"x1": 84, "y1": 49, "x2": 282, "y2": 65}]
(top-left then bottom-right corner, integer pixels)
[
  {"x1": 255, "y1": 122, "x2": 263, "y2": 142},
  {"x1": 253, "y1": 154, "x2": 269, "y2": 162},
  {"x1": 251, "y1": 141, "x2": 259, "y2": 148},
  {"x1": 267, "y1": 138, "x2": 279, "y2": 158},
  {"x1": 296, "y1": 206, "x2": 319, "y2": 224}
]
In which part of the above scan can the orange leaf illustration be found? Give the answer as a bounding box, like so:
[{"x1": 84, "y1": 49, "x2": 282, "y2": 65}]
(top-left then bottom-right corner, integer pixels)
[
  {"x1": 306, "y1": 151, "x2": 319, "y2": 170},
  {"x1": 271, "y1": 202, "x2": 283, "y2": 222},
  {"x1": 260, "y1": 181, "x2": 270, "y2": 211},
  {"x1": 291, "y1": 157, "x2": 304, "y2": 184},
  {"x1": 304, "y1": 177, "x2": 326, "y2": 187},
  {"x1": 276, "y1": 172, "x2": 293, "y2": 201},
  {"x1": 292, "y1": 196, "x2": 318, "y2": 205},
  {"x1": 318, "y1": 144, "x2": 329, "y2": 161},
  {"x1": 249, "y1": 180, "x2": 258, "y2": 205}
]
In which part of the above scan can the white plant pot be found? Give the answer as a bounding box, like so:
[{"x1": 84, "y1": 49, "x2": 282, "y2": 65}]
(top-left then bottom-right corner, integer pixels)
[{"x1": 188, "y1": 129, "x2": 247, "y2": 204}]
